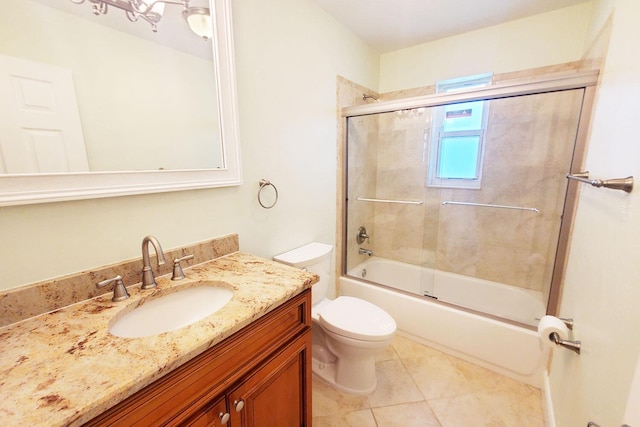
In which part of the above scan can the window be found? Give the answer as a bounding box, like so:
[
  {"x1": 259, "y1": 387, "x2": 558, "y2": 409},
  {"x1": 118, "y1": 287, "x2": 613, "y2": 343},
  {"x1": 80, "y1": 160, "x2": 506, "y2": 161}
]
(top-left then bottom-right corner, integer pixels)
[{"x1": 427, "y1": 74, "x2": 492, "y2": 189}]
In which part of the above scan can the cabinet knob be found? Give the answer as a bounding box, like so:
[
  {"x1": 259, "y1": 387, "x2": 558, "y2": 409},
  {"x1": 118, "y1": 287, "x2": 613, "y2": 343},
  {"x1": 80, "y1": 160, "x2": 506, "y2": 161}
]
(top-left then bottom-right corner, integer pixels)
[
  {"x1": 233, "y1": 399, "x2": 245, "y2": 412},
  {"x1": 218, "y1": 412, "x2": 230, "y2": 424}
]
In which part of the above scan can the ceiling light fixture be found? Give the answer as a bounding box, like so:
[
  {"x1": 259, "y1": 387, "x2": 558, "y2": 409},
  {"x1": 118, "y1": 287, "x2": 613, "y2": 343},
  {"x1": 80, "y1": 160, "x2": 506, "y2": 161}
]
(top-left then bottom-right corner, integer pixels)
[
  {"x1": 182, "y1": 7, "x2": 213, "y2": 40},
  {"x1": 70, "y1": 0, "x2": 213, "y2": 39}
]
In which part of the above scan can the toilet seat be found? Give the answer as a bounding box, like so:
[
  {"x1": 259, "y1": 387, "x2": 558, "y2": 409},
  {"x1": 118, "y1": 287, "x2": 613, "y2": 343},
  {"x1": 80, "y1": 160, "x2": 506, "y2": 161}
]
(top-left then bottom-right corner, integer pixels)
[{"x1": 318, "y1": 296, "x2": 396, "y2": 342}]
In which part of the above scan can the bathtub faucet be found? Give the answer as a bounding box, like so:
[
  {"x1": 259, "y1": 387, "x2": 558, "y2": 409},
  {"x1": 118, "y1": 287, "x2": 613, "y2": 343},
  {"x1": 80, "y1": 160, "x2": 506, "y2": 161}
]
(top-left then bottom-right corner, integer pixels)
[{"x1": 359, "y1": 247, "x2": 373, "y2": 256}]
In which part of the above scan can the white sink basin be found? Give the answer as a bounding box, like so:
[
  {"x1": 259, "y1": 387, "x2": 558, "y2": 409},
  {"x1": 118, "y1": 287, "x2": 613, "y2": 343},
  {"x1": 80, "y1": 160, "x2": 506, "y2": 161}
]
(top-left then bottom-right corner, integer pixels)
[{"x1": 109, "y1": 284, "x2": 233, "y2": 338}]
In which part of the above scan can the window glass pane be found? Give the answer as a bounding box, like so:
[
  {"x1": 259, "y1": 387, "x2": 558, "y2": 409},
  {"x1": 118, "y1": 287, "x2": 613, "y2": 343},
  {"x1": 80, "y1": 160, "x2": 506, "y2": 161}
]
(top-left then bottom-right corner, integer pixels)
[
  {"x1": 438, "y1": 136, "x2": 480, "y2": 179},
  {"x1": 442, "y1": 101, "x2": 484, "y2": 132}
]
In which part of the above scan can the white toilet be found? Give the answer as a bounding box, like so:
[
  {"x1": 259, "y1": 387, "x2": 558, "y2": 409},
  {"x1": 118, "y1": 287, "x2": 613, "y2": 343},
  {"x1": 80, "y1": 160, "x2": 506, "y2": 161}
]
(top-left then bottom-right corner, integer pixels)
[{"x1": 274, "y1": 242, "x2": 396, "y2": 395}]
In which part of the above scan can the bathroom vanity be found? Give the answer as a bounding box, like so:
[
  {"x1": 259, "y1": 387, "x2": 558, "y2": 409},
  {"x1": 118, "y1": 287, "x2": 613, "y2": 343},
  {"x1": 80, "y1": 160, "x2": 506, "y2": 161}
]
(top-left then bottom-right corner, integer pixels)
[
  {"x1": 0, "y1": 240, "x2": 317, "y2": 426},
  {"x1": 87, "y1": 291, "x2": 311, "y2": 426}
]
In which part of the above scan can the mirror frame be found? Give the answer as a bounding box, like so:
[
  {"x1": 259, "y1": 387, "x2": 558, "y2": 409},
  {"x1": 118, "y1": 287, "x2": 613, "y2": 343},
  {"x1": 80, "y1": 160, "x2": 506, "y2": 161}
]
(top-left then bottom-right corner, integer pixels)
[{"x1": 0, "y1": 0, "x2": 241, "y2": 207}]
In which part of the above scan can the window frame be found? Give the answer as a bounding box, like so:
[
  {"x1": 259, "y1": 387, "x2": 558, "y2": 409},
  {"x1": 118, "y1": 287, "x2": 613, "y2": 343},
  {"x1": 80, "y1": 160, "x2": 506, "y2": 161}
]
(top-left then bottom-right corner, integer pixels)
[{"x1": 427, "y1": 73, "x2": 492, "y2": 189}]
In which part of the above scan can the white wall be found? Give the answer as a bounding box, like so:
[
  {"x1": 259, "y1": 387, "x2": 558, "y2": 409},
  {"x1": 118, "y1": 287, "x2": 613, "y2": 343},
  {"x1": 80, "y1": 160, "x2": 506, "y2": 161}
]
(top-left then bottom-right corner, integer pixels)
[
  {"x1": 0, "y1": 0, "x2": 378, "y2": 291},
  {"x1": 549, "y1": 0, "x2": 640, "y2": 425},
  {"x1": 230, "y1": 0, "x2": 378, "y2": 262},
  {"x1": 379, "y1": 3, "x2": 591, "y2": 92}
]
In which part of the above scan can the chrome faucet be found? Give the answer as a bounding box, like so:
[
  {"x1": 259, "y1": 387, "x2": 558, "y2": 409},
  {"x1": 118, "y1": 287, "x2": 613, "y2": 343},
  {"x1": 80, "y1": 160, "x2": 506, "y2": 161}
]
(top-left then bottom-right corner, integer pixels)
[
  {"x1": 359, "y1": 247, "x2": 373, "y2": 256},
  {"x1": 141, "y1": 235, "x2": 166, "y2": 289}
]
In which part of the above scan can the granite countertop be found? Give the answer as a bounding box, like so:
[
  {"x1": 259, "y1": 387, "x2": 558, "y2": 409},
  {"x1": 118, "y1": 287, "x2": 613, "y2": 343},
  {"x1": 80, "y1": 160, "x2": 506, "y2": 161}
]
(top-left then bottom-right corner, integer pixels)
[{"x1": 0, "y1": 252, "x2": 317, "y2": 426}]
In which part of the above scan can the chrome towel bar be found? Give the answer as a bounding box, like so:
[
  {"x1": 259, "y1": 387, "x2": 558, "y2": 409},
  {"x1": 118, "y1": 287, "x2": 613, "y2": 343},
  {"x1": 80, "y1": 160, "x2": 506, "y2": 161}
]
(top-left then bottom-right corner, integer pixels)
[
  {"x1": 566, "y1": 171, "x2": 634, "y2": 193},
  {"x1": 357, "y1": 197, "x2": 424, "y2": 205},
  {"x1": 441, "y1": 201, "x2": 540, "y2": 213}
]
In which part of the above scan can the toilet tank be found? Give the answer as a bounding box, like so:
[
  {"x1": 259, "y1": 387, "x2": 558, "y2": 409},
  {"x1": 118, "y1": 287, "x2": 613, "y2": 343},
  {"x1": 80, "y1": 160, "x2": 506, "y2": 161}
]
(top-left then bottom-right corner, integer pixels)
[{"x1": 273, "y1": 242, "x2": 333, "y2": 305}]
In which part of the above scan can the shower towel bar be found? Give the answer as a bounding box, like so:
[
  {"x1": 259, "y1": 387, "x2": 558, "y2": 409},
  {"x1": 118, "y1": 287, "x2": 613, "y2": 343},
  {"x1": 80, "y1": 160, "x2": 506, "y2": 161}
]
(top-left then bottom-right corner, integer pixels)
[
  {"x1": 566, "y1": 171, "x2": 634, "y2": 193},
  {"x1": 441, "y1": 201, "x2": 540, "y2": 213},
  {"x1": 357, "y1": 197, "x2": 424, "y2": 205}
]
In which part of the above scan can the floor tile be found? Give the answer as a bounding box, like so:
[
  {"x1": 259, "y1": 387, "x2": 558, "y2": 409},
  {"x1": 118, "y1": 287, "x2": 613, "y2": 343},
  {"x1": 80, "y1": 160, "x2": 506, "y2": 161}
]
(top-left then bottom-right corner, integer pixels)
[
  {"x1": 312, "y1": 376, "x2": 370, "y2": 417},
  {"x1": 476, "y1": 385, "x2": 544, "y2": 426},
  {"x1": 391, "y1": 335, "x2": 444, "y2": 358},
  {"x1": 367, "y1": 359, "x2": 424, "y2": 408},
  {"x1": 402, "y1": 353, "x2": 474, "y2": 400},
  {"x1": 312, "y1": 409, "x2": 377, "y2": 427},
  {"x1": 372, "y1": 401, "x2": 442, "y2": 427},
  {"x1": 428, "y1": 394, "x2": 506, "y2": 427},
  {"x1": 377, "y1": 342, "x2": 399, "y2": 362},
  {"x1": 311, "y1": 334, "x2": 544, "y2": 427}
]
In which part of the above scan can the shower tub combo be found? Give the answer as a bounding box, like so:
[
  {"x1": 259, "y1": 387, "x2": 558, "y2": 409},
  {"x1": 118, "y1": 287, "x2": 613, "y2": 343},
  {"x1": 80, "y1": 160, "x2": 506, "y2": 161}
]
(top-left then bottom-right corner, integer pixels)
[
  {"x1": 339, "y1": 69, "x2": 598, "y2": 387},
  {"x1": 342, "y1": 257, "x2": 545, "y2": 385}
]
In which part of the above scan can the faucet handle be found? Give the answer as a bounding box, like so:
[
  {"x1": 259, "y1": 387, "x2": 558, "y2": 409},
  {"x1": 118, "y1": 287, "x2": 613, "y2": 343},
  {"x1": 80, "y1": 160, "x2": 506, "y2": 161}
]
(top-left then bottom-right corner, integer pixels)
[
  {"x1": 171, "y1": 254, "x2": 195, "y2": 281},
  {"x1": 357, "y1": 226, "x2": 370, "y2": 244},
  {"x1": 96, "y1": 275, "x2": 130, "y2": 302}
]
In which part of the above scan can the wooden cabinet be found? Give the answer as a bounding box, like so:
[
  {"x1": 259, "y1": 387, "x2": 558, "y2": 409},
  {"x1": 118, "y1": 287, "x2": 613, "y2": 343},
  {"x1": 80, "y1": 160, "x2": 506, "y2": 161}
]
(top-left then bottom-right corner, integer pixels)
[
  {"x1": 184, "y1": 397, "x2": 228, "y2": 427},
  {"x1": 227, "y1": 334, "x2": 308, "y2": 427},
  {"x1": 85, "y1": 290, "x2": 311, "y2": 427}
]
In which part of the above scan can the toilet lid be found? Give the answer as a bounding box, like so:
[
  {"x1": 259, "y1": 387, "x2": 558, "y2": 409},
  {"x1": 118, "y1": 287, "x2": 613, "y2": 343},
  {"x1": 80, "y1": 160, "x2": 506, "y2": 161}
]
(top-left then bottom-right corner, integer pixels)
[{"x1": 318, "y1": 296, "x2": 396, "y2": 341}]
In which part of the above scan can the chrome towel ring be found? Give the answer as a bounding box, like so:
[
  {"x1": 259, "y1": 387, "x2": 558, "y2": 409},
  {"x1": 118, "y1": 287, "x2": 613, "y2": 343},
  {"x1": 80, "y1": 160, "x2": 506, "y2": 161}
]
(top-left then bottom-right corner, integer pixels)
[{"x1": 258, "y1": 179, "x2": 278, "y2": 209}]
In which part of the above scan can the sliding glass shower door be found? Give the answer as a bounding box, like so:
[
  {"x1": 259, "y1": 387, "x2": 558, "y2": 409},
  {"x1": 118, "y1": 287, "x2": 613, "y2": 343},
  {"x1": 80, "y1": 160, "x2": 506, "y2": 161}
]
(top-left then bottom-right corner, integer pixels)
[
  {"x1": 345, "y1": 110, "x2": 437, "y2": 297},
  {"x1": 344, "y1": 86, "x2": 588, "y2": 326}
]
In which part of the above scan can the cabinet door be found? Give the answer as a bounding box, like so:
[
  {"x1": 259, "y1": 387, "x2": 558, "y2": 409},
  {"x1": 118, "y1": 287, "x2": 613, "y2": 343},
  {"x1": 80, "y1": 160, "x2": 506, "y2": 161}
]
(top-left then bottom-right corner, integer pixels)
[
  {"x1": 229, "y1": 333, "x2": 311, "y2": 427},
  {"x1": 183, "y1": 396, "x2": 230, "y2": 427}
]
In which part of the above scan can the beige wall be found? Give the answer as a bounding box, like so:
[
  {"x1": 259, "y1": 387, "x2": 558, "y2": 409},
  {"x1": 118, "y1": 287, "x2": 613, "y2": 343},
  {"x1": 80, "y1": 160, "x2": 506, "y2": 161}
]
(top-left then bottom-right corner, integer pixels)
[
  {"x1": 550, "y1": 0, "x2": 640, "y2": 425},
  {"x1": 0, "y1": 0, "x2": 379, "y2": 291},
  {"x1": 379, "y1": 3, "x2": 592, "y2": 93}
]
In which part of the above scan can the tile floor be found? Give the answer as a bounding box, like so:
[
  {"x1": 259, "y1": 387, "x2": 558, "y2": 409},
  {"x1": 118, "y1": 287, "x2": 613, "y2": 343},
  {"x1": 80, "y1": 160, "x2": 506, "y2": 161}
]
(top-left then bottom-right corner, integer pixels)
[{"x1": 312, "y1": 334, "x2": 544, "y2": 427}]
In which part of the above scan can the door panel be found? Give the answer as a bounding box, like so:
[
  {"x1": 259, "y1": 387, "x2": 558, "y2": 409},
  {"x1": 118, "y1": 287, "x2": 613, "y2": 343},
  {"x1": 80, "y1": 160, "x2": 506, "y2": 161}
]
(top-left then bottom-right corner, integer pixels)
[{"x1": 0, "y1": 53, "x2": 88, "y2": 173}]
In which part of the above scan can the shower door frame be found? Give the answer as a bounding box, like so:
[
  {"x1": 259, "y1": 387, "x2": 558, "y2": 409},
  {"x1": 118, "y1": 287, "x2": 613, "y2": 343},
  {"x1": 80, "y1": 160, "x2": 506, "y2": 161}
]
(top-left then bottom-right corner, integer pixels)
[{"x1": 337, "y1": 70, "x2": 599, "y2": 323}]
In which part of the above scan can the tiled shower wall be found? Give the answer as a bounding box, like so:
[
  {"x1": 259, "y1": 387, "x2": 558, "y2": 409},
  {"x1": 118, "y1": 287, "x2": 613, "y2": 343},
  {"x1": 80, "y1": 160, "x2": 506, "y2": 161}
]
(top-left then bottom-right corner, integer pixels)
[
  {"x1": 337, "y1": 76, "x2": 380, "y2": 273},
  {"x1": 341, "y1": 62, "x2": 591, "y2": 295}
]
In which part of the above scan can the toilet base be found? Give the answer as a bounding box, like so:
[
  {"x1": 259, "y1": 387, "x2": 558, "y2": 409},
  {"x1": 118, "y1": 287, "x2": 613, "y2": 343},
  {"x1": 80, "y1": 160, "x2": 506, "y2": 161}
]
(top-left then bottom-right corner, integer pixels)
[{"x1": 311, "y1": 356, "x2": 376, "y2": 395}]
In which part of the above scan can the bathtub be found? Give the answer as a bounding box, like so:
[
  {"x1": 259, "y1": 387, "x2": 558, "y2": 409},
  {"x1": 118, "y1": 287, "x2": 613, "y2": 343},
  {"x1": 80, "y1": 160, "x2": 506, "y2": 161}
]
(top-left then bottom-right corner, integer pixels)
[
  {"x1": 341, "y1": 257, "x2": 546, "y2": 387},
  {"x1": 347, "y1": 257, "x2": 546, "y2": 327}
]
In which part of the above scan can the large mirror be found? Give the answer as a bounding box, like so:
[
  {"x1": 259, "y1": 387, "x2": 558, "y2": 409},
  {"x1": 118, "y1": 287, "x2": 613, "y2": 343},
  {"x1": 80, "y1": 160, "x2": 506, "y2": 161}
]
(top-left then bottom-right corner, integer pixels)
[{"x1": 0, "y1": 0, "x2": 241, "y2": 206}]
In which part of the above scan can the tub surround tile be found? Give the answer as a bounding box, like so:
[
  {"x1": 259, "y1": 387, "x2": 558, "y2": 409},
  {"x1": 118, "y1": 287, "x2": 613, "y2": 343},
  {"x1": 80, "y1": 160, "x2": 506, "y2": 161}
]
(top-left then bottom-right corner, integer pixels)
[
  {"x1": 0, "y1": 234, "x2": 239, "y2": 327},
  {"x1": 0, "y1": 251, "x2": 317, "y2": 427}
]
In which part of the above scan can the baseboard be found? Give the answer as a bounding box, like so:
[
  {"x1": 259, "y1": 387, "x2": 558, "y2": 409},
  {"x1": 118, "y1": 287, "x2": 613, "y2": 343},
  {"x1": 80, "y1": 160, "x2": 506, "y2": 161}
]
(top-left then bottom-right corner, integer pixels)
[{"x1": 542, "y1": 370, "x2": 556, "y2": 427}]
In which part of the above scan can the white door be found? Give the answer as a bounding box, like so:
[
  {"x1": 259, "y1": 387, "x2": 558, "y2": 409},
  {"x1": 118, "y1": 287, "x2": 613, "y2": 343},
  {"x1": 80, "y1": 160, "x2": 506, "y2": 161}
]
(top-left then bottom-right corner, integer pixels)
[{"x1": 0, "y1": 54, "x2": 88, "y2": 174}]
